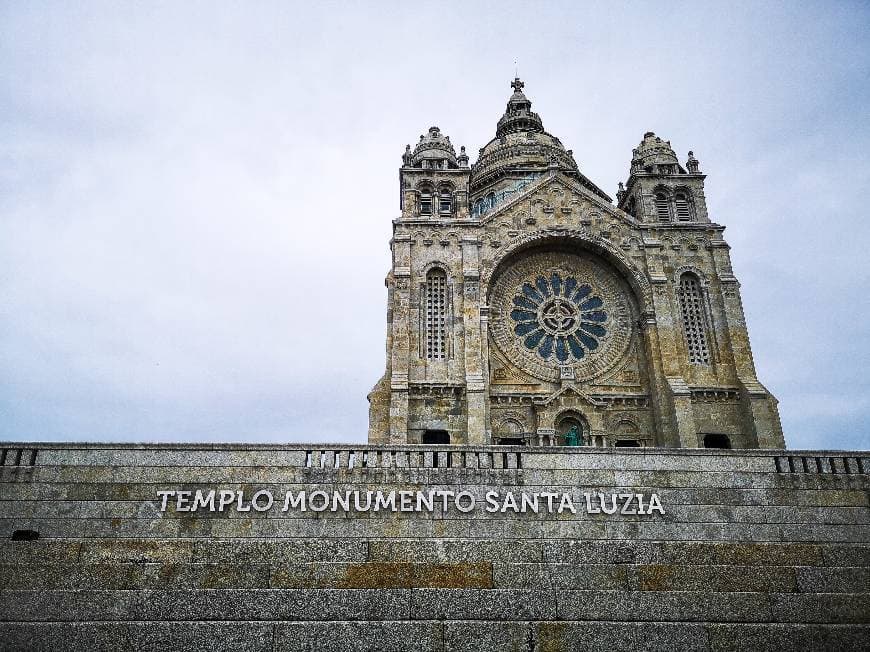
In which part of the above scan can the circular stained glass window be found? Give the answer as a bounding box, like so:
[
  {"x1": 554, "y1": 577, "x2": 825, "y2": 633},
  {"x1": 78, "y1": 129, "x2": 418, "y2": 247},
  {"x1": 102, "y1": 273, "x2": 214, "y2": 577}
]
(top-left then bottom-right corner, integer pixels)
[
  {"x1": 510, "y1": 272, "x2": 608, "y2": 363},
  {"x1": 489, "y1": 252, "x2": 632, "y2": 383}
]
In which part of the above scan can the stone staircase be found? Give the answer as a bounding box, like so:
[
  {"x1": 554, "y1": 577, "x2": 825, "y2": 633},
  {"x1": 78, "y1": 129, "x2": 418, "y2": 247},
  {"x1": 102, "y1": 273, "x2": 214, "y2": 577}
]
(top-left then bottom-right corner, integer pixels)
[{"x1": 0, "y1": 444, "x2": 867, "y2": 651}]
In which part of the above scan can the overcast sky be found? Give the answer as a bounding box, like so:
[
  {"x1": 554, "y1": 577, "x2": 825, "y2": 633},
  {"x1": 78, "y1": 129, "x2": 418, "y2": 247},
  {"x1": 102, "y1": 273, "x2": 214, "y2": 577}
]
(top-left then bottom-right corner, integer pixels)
[{"x1": 1, "y1": 1, "x2": 868, "y2": 449}]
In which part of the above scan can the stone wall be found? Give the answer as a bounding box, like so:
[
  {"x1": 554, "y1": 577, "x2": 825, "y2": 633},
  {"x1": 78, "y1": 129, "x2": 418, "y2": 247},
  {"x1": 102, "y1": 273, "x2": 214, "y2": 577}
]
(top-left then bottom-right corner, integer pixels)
[{"x1": 0, "y1": 443, "x2": 867, "y2": 651}]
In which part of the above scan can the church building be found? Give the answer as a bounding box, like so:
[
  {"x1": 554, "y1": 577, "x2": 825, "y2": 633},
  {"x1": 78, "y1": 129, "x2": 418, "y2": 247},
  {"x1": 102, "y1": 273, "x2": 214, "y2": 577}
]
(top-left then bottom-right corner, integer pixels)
[{"x1": 369, "y1": 79, "x2": 784, "y2": 450}]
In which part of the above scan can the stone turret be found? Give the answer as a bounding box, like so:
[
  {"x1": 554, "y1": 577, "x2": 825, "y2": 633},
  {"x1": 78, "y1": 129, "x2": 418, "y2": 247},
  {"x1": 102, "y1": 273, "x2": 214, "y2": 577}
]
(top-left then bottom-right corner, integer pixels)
[
  {"x1": 404, "y1": 127, "x2": 460, "y2": 170},
  {"x1": 398, "y1": 126, "x2": 470, "y2": 218},
  {"x1": 618, "y1": 131, "x2": 709, "y2": 223}
]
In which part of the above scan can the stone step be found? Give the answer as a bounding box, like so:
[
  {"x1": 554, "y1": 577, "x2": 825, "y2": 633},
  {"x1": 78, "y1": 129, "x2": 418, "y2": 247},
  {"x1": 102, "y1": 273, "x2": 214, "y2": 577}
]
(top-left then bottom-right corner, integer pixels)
[
  {"x1": 0, "y1": 589, "x2": 868, "y2": 624},
  {"x1": 4, "y1": 517, "x2": 868, "y2": 542},
  {"x1": 1, "y1": 621, "x2": 868, "y2": 652},
  {"x1": 2, "y1": 561, "x2": 868, "y2": 593},
  {"x1": 2, "y1": 539, "x2": 868, "y2": 567}
]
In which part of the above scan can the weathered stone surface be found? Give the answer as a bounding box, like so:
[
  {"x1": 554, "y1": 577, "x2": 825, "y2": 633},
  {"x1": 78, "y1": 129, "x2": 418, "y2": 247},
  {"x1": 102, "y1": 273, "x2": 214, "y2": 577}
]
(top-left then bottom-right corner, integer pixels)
[
  {"x1": 0, "y1": 623, "x2": 274, "y2": 652},
  {"x1": 0, "y1": 540, "x2": 80, "y2": 564},
  {"x1": 269, "y1": 562, "x2": 492, "y2": 589},
  {"x1": 655, "y1": 541, "x2": 825, "y2": 566},
  {"x1": 80, "y1": 539, "x2": 192, "y2": 563},
  {"x1": 492, "y1": 562, "x2": 629, "y2": 590},
  {"x1": 630, "y1": 564, "x2": 797, "y2": 592},
  {"x1": 0, "y1": 563, "x2": 149, "y2": 590},
  {"x1": 557, "y1": 590, "x2": 771, "y2": 622},
  {"x1": 35, "y1": 448, "x2": 308, "y2": 467},
  {"x1": 543, "y1": 539, "x2": 662, "y2": 564},
  {"x1": 274, "y1": 622, "x2": 442, "y2": 652},
  {"x1": 770, "y1": 593, "x2": 870, "y2": 623},
  {"x1": 369, "y1": 539, "x2": 543, "y2": 563},
  {"x1": 535, "y1": 621, "x2": 709, "y2": 652},
  {"x1": 0, "y1": 589, "x2": 411, "y2": 622},
  {"x1": 0, "y1": 443, "x2": 867, "y2": 651},
  {"x1": 795, "y1": 566, "x2": 870, "y2": 593},
  {"x1": 443, "y1": 621, "x2": 532, "y2": 651},
  {"x1": 193, "y1": 539, "x2": 368, "y2": 564},
  {"x1": 822, "y1": 544, "x2": 870, "y2": 567},
  {"x1": 411, "y1": 589, "x2": 556, "y2": 620},
  {"x1": 706, "y1": 624, "x2": 869, "y2": 652}
]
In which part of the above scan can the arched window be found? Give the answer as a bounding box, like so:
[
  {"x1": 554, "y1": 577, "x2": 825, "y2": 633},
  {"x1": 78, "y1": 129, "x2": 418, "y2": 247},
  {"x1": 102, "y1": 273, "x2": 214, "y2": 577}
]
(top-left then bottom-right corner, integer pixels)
[
  {"x1": 654, "y1": 192, "x2": 671, "y2": 221},
  {"x1": 497, "y1": 419, "x2": 524, "y2": 436},
  {"x1": 438, "y1": 187, "x2": 453, "y2": 215},
  {"x1": 556, "y1": 413, "x2": 587, "y2": 446},
  {"x1": 419, "y1": 186, "x2": 433, "y2": 215},
  {"x1": 486, "y1": 192, "x2": 496, "y2": 210},
  {"x1": 425, "y1": 268, "x2": 448, "y2": 359},
  {"x1": 677, "y1": 273, "x2": 711, "y2": 365},
  {"x1": 675, "y1": 192, "x2": 692, "y2": 221}
]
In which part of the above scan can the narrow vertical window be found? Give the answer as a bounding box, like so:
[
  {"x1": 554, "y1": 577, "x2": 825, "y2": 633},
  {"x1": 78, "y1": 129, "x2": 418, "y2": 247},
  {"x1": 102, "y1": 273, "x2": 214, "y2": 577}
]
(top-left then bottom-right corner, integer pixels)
[
  {"x1": 675, "y1": 192, "x2": 692, "y2": 221},
  {"x1": 655, "y1": 192, "x2": 671, "y2": 221},
  {"x1": 439, "y1": 188, "x2": 452, "y2": 215},
  {"x1": 419, "y1": 186, "x2": 433, "y2": 215},
  {"x1": 425, "y1": 269, "x2": 448, "y2": 359},
  {"x1": 677, "y1": 273, "x2": 711, "y2": 364}
]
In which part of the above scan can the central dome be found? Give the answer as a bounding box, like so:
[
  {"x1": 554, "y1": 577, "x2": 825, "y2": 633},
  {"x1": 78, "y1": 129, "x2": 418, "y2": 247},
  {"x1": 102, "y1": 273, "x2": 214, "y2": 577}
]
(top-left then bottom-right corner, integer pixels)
[{"x1": 469, "y1": 79, "x2": 610, "y2": 204}]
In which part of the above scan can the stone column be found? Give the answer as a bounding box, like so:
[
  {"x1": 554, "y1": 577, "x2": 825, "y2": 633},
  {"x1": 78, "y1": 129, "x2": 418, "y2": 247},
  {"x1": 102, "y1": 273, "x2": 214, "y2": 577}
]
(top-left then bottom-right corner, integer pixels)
[
  {"x1": 461, "y1": 238, "x2": 486, "y2": 444},
  {"x1": 667, "y1": 377, "x2": 699, "y2": 448},
  {"x1": 479, "y1": 306, "x2": 492, "y2": 443},
  {"x1": 389, "y1": 235, "x2": 412, "y2": 443},
  {"x1": 537, "y1": 428, "x2": 556, "y2": 447},
  {"x1": 640, "y1": 287, "x2": 682, "y2": 447}
]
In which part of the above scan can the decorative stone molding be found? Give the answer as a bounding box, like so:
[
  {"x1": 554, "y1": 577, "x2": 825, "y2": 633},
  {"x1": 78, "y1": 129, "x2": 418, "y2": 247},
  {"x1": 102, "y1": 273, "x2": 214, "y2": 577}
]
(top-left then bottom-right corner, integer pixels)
[
  {"x1": 673, "y1": 265, "x2": 709, "y2": 286},
  {"x1": 482, "y1": 229, "x2": 654, "y2": 314}
]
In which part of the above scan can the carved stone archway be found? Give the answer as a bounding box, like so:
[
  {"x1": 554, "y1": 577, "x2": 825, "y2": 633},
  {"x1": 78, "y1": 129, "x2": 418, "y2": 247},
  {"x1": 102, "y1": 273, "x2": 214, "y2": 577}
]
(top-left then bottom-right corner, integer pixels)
[{"x1": 483, "y1": 229, "x2": 653, "y2": 314}]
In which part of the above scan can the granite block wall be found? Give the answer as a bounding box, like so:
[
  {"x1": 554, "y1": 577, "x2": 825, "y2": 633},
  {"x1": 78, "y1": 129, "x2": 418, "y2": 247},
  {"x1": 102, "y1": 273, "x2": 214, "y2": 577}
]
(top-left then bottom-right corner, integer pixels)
[{"x1": 0, "y1": 444, "x2": 867, "y2": 651}]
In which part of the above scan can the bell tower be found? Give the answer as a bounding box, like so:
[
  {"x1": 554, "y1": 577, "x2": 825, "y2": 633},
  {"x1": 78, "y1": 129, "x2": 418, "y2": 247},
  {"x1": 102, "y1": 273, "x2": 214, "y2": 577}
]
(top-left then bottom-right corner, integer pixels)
[
  {"x1": 616, "y1": 132, "x2": 709, "y2": 224},
  {"x1": 368, "y1": 126, "x2": 475, "y2": 445}
]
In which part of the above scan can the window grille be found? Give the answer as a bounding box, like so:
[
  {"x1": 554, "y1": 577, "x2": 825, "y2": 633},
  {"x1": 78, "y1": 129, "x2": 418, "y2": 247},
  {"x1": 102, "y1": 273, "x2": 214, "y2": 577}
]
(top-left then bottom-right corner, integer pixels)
[
  {"x1": 675, "y1": 193, "x2": 692, "y2": 221},
  {"x1": 654, "y1": 193, "x2": 671, "y2": 221},
  {"x1": 425, "y1": 269, "x2": 448, "y2": 359},
  {"x1": 677, "y1": 273, "x2": 711, "y2": 364},
  {"x1": 439, "y1": 189, "x2": 452, "y2": 215},
  {"x1": 420, "y1": 189, "x2": 433, "y2": 215}
]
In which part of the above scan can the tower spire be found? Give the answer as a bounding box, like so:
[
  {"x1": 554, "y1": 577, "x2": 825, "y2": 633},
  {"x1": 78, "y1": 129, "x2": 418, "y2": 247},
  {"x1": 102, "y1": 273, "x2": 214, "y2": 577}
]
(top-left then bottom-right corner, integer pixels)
[{"x1": 496, "y1": 77, "x2": 541, "y2": 138}]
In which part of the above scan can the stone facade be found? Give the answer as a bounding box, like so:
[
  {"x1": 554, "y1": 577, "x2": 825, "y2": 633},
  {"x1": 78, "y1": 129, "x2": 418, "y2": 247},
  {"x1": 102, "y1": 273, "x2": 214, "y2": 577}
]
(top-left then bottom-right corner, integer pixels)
[
  {"x1": 0, "y1": 443, "x2": 867, "y2": 650},
  {"x1": 369, "y1": 79, "x2": 784, "y2": 449}
]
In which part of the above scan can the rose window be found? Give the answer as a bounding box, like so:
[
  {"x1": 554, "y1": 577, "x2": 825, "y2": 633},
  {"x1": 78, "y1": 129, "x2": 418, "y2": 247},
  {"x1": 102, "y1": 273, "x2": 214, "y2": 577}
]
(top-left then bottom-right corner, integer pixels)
[{"x1": 510, "y1": 272, "x2": 608, "y2": 362}]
